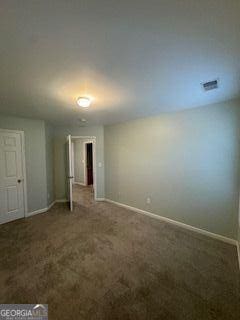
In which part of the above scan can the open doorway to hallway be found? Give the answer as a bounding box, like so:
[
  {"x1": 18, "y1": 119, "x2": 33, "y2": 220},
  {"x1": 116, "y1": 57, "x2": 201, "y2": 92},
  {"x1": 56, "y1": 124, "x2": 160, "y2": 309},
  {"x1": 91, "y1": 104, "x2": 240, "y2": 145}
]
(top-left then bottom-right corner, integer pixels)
[
  {"x1": 70, "y1": 137, "x2": 96, "y2": 208},
  {"x1": 85, "y1": 142, "x2": 93, "y2": 186}
]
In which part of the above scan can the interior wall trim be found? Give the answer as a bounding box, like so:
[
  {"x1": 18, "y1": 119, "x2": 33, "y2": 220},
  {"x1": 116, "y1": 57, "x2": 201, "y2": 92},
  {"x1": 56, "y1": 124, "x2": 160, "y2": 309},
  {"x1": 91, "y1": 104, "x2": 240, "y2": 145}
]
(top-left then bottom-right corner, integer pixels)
[
  {"x1": 105, "y1": 198, "x2": 238, "y2": 247},
  {"x1": 73, "y1": 182, "x2": 86, "y2": 186},
  {"x1": 25, "y1": 197, "x2": 240, "y2": 269},
  {"x1": 26, "y1": 201, "x2": 56, "y2": 217}
]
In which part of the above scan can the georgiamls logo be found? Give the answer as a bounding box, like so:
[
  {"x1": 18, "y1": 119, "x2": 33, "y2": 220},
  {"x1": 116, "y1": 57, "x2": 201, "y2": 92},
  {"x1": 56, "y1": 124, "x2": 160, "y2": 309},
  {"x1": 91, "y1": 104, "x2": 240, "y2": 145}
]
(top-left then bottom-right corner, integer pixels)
[
  {"x1": 0, "y1": 304, "x2": 48, "y2": 320},
  {"x1": 32, "y1": 305, "x2": 48, "y2": 317}
]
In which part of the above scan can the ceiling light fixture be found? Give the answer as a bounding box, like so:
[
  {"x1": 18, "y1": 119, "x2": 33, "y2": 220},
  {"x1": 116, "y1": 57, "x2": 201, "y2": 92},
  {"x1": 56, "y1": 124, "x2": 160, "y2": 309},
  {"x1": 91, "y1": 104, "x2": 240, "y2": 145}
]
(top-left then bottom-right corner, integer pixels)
[{"x1": 77, "y1": 97, "x2": 91, "y2": 108}]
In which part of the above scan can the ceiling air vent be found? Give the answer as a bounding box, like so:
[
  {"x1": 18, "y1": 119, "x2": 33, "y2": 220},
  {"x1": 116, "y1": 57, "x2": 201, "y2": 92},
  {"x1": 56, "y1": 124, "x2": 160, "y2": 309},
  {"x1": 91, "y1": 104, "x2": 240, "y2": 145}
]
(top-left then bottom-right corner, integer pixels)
[{"x1": 202, "y1": 79, "x2": 219, "y2": 91}]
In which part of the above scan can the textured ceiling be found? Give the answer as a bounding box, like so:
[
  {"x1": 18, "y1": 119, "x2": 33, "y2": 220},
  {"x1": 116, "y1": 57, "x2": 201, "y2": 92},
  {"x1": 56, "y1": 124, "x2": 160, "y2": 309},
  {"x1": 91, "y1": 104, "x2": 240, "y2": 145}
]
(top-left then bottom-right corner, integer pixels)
[{"x1": 0, "y1": 0, "x2": 240, "y2": 125}]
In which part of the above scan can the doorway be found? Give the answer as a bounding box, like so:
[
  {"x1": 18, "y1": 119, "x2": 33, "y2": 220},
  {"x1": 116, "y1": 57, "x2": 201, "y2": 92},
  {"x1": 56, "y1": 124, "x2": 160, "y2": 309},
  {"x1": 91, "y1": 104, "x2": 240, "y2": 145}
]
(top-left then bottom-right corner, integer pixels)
[
  {"x1": 67, "y1": 136, "x2": 96, "y2": 210},
  {"x1": 0, "y1": 129, "x2": 27, "y2": 224},
  {"x1": 85, "y1": 142, "x2": 93, "y2": 186}
]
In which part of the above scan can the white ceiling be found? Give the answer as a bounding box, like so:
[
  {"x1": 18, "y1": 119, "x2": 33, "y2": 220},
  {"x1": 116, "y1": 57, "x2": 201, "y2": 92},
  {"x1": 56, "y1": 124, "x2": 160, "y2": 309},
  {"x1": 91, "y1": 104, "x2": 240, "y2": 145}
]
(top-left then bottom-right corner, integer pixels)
[{"x1": 0, "y1": 0, "x2": 240, "y2": 125}]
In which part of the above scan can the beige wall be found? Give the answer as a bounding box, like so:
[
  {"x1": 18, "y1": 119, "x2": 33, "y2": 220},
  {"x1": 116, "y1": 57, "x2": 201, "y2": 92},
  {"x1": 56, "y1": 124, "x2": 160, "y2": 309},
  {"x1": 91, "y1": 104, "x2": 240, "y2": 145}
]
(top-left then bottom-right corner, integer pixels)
[
  {"x1": 53, "y1": 125, "x2": 104, "y2": 200},
  {"x1": 1, "y1": 101, "x2": 239, "y2": 240},
  {"x1": 104, "y1": 100, "x2": 240, "y2": 239},
  {"x1": 45, "y1": 122, "x2": 55, "y2": 206}
]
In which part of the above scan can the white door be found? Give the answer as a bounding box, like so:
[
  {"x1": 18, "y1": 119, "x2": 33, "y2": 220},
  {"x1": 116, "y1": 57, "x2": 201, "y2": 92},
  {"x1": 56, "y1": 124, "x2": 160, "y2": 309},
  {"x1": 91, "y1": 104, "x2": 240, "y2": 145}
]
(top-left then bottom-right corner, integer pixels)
[
  {"x1": 0, "y1": 130, "x2": 25, "y2": 224},
  {"x1": 67, "y1": 135, "x2": 73, "y2": 211}
]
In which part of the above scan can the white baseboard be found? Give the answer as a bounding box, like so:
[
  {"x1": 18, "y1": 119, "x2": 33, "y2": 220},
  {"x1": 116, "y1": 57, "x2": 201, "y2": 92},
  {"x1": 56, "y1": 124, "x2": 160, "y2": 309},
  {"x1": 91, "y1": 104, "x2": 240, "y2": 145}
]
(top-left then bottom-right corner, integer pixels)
[
  {"x1": 26, "y1": 208, "x2": 47, "y2": 217},
  {"x1": 47, "y1": 201, "x2": 55, "y2": 210},
  {"x1": 26, "y1": 199, "x2": 68, "y2": 217},
  {"x1": 25, "y1": 196, "x2": 240, "y2": 269},
  {"x1": 95, "y1": 198, "x2": 105, "y2": 201},
  {"x1": 26, "y1": 200, "x2": 55, "y2": 217},
  {"x1": 105, "y1": 198, "x2": 238, "y2": 247},
  {"x1": 55, "y1": 199, "x2": 68, "y2": 203},
  {"x1": 74, "y1": 182, "x2": 86, "y2": 186}
]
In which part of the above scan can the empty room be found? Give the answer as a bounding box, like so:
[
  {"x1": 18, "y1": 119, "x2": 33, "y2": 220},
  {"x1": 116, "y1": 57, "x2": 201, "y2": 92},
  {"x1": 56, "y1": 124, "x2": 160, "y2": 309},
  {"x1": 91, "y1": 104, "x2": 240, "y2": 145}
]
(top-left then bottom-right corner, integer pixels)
[{"x1": 0, "y1": 1, "x2": 239, "y2": 319}]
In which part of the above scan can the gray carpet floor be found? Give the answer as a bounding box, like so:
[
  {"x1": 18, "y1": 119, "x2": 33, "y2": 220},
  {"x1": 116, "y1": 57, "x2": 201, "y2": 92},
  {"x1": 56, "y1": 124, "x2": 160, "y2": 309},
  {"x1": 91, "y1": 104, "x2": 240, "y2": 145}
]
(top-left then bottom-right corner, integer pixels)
[{"x1": 0, "y1": 185, "x2": 239, "y2": 320}]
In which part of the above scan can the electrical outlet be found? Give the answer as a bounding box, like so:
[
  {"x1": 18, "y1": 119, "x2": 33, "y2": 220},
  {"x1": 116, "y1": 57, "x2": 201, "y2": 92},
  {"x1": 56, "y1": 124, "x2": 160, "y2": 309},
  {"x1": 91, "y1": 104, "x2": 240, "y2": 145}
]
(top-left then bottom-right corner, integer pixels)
[{"x1": 146, "y1": 197, "x2": 151, "y2": 204}]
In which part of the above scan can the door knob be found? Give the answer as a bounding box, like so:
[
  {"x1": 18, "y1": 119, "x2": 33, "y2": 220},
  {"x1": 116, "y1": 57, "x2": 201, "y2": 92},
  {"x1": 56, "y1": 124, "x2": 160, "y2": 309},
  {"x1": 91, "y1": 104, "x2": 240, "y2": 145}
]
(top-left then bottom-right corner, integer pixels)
[{"x1": 17, "y1": 179, "x2": 22, "y2": 183}]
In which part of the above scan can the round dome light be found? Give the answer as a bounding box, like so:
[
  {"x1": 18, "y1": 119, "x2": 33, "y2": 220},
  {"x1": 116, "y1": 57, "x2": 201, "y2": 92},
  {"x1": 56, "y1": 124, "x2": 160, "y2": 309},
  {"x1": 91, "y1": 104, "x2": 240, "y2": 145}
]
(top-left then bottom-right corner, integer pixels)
[{"x1": 77, "y1": 97, "x2": 91, "y2": 108}]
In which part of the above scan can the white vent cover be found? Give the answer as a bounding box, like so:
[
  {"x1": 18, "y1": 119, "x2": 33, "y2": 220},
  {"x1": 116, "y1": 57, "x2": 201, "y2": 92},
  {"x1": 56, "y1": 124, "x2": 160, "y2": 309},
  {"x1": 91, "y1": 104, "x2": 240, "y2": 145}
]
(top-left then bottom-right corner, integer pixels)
[{"x1": 202, "y1": 79, "x2": 219, "y2": 91}]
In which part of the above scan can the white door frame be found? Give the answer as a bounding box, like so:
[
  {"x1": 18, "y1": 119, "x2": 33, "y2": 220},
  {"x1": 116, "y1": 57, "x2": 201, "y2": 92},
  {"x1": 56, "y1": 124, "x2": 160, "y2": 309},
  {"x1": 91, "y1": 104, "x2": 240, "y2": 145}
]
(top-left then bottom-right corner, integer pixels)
[
  {"x1": 71, "y1": 136, "x2": 97, "y2": 200},
  {"x1": 71, "y1": 141, "x2": 75, "y2": 183},
  {"x1": 67, "y1": 135, "x2": 73, "y2": 211},
  {"x1": 0, "y1": 128, "x2": 28, "y2": 217}
]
